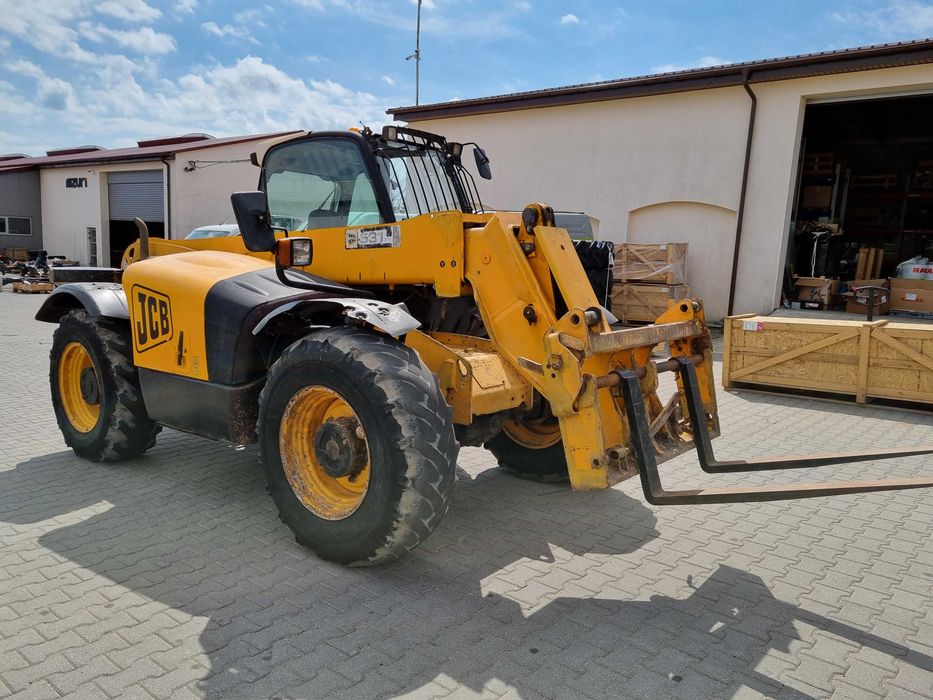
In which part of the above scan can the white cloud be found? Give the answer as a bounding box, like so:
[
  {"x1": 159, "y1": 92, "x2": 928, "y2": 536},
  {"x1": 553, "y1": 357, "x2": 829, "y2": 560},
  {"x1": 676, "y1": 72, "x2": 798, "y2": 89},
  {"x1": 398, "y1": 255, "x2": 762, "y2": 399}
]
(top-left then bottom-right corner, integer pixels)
[
  {"x1": 97, "y1": 0, "x2": 161, "y2": 22},
  {"x1": 201, "y1": 21, "x2": 250, "y2": 39},
  {"x1": 830, "y1": 0, "x2": 933, "y2": 37},
  {"x1": 381, "y1": 75, "x2": 395, "y2": 85},
  {"x1": 651, "y1": 56, "x2": 729, "y2": 74},
  {"x1": 79, "y1": 23, "x2": 176, "y2": 54},
  {"x1": 515, "y1": 1, "x2": 531, "y2": 9},
  {"x1": 7, "y1": 60, "x2": 76, "y2": 112},
  {"x1": 0, "y1": 55, "x2": 387, "y2": 153},
  {"x1": 233, "y1": 9, "x2": 266, "y2": 26},
  {"x1": 306, "y1": 54, "x2": 328, "y2": 63},
  {"x1": 173, "y1": 0, "x2": 198, "y2": 15},
  {"x1": 289, "y1": 0, "x2": 522, "y2": 40},
  {"x1": 3, "y1": 4, "x2": 97, "y2": 62},
  {"x1": 560, "y1": 13, "x2": 581, "y2": 25}
]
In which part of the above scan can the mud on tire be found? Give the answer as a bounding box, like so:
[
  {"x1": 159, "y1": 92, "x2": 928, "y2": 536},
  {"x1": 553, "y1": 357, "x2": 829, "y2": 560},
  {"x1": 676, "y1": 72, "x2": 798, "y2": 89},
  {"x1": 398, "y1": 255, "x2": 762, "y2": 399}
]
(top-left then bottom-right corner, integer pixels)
[
  {"x1": 50, "y1": 310, "x2": 160, "y2": 461},
  {"x1": 257, "y1": 327, "x2": 458, "y2": 566}
]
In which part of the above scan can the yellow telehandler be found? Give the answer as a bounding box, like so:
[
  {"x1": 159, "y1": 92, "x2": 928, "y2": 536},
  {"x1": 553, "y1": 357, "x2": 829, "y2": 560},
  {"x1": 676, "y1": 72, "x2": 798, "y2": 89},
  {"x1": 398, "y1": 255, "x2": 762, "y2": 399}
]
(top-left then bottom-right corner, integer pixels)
[{"x1": 37, "y1": 126, "x2": 933, "y2": 565}]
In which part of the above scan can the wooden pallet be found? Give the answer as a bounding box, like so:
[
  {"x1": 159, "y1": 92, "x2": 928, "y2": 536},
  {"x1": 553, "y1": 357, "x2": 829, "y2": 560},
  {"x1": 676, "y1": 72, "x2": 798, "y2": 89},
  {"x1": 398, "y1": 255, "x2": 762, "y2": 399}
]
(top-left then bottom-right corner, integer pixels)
[
  {"x1": 724, "y1": 314, "x2": 933, "y2": 405},
  {"x1": 11, "y1": 281, "x2": 53, "y2": 294}
]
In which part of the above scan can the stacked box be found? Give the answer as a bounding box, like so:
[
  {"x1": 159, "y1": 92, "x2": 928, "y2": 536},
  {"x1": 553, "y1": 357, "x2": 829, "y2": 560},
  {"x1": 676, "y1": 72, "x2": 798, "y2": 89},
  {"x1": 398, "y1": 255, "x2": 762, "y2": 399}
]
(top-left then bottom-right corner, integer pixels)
[
  {"x1": 613, "y1": 242, "x2": 687, "y2": 285},
  {"x1": 610, "y1": 283, "x2": 691, "y2": 323},
  {"x1": 611, "y1": 242, "x2": 689, "y2": 323}
]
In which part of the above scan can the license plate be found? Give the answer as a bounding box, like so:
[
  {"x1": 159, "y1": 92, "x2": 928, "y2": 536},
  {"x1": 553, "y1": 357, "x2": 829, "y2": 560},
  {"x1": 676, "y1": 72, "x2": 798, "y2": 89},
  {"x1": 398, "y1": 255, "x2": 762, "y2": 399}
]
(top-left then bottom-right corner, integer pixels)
[{"x1": 346, "y1": 225, "x2": 401, "y2": 250}]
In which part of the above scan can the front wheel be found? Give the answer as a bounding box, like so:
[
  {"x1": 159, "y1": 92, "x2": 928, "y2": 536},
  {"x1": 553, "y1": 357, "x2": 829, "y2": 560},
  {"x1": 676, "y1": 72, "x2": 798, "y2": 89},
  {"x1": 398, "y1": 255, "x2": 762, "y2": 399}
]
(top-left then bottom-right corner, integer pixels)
[{"x1": 257, "y1": 327, "x2": 458, "y2": 566}]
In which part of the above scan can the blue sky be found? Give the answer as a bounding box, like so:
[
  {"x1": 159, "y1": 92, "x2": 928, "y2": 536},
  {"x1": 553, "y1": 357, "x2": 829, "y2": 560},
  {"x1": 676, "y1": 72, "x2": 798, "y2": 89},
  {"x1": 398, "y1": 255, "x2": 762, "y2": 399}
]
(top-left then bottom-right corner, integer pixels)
[{"x1": 2, "y1": 0, "x2": 932, "y2": 155}]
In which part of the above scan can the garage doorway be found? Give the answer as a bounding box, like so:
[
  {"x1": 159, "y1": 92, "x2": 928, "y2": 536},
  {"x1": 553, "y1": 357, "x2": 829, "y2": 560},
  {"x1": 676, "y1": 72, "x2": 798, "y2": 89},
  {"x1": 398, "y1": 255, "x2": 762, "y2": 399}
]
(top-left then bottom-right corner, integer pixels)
[
  {"x1": 789, "y1": 94, "x2": 933, "y2": 289},
  {"x1": 107, "y1": 170, "x2": 165, "y2": 267}
]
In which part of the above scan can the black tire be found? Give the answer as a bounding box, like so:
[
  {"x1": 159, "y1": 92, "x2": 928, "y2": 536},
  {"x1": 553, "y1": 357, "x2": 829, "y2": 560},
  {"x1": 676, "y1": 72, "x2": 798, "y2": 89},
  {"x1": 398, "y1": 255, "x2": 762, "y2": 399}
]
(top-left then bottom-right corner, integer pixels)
[
  {"x1": 485, "y1": 420, "x2": 569, "y2": 481},
  {"x1": 257, "y1": 327, "x2": 458, "y2": 566},
  {"x1": 50, "y1": 310, "x2": 160, "y2": 461}
]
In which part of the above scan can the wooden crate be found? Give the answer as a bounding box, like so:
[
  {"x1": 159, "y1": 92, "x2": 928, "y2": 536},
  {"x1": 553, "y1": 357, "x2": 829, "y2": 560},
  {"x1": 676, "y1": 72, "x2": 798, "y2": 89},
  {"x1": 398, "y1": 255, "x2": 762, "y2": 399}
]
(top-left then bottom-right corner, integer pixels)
[
  {"x1": 613, "y1": 242, "x2": 687, "y2": 284},
  {"x1": 11, "y1": 280, "x2": 53, "y2": 294},
  {"x1": 723, "y1": 314, "x2": 933, "y2": 405},
  {"x1": 611, "y1": 283, "x2": 690, "y2": 323}
]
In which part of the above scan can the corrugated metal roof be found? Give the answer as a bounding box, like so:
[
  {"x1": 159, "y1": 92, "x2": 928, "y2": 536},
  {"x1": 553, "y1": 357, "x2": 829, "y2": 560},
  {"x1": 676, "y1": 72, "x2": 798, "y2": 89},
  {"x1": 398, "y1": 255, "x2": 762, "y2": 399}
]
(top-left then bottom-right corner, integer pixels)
[
  {"x1": 0, "y1": 130, "x2": 302, "y2": 172},
  {"x1": 390, "y1": 38, "x2": 933, "y2": 121}
]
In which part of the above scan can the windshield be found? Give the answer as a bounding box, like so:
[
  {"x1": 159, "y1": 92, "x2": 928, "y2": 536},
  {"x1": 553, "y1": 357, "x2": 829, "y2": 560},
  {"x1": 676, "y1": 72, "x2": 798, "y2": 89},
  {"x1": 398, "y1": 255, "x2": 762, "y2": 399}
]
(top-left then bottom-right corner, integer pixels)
[
  {"x1": 264, "y1": 137, "x2": 383, "y2": 231},
  {"x1": 185, "y1": 228, "x2": 236, "y2": 239},
  {"x1": 376, "y1": 143, "x2": 465, "y2": 221}
]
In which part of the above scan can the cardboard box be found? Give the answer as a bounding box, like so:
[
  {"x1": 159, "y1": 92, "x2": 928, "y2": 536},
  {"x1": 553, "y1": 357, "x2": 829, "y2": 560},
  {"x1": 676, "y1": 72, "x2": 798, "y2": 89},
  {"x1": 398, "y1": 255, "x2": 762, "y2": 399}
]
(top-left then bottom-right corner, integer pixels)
[
  {"x1": 844, "y1": 279, "x2": 890, "y2": 315},
  {"x1": 801, "y1": 185, "x2": 834, "y2": 209},
  {"x1": 795, "y1": 277, "x2": 839, "y2": 309},
  {"x1": 890, "y1": 277, "x2": 933, "y2": 314},
  {"x1": 613, "y1": 242, "x2": 688, "y2": 285}
]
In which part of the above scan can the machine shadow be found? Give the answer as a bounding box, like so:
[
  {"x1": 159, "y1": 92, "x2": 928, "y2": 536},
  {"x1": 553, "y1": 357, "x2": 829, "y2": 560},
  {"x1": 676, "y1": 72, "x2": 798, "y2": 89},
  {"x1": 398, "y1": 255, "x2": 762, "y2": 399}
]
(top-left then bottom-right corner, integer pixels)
[{"x1": 1, "y1": 438, "x2": 929, "y2": 698}]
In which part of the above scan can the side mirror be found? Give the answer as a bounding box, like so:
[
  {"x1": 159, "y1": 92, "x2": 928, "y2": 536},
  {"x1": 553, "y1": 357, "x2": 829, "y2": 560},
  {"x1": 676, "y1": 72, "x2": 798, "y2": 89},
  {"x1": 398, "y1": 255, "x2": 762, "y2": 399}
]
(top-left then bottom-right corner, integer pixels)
[
  {"x1": 473, "y1": 147, "x2": 492, "y2": 180},
  {"x1": 230, "y1": 191, "x2": 276, "y2": 252}
]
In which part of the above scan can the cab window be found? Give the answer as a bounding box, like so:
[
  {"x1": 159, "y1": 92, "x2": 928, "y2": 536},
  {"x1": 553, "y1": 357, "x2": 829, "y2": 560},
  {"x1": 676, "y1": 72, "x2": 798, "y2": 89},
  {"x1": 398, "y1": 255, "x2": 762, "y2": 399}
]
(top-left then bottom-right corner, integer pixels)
[{"x1": 264, "y1": 137, "x2": 384, "y2": 231}]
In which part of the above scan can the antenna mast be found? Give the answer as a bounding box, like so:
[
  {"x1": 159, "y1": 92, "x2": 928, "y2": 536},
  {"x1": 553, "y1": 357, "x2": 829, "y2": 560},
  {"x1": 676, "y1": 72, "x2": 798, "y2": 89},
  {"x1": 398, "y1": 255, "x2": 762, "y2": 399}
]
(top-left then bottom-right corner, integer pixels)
[{"x1": 406, "y1": 0, "x2": 422, "y2": 105}]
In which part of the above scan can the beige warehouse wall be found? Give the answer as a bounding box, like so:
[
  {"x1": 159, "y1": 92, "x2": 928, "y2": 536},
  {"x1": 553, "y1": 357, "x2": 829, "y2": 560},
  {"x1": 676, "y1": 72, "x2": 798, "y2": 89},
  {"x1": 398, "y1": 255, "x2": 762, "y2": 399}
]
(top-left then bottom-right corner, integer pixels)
[
  {"x1": 627, "y1": 201, "x2": 736, "y2": 319},
  {"x1": 170, "y1": 142, "x2": 263, "y2": 238},
  {"x1": 411, "y1": 88, "x2": 750, "y2": 319},
  {"x1": 41, "y1": 162, "x2": 165, "y2": 265},
  {"x1": 40, "y1": 166, "x2": 104, "y2": 264},
  {"x1": 407, "y1": 63, "x2": 933, "y2": 319}
]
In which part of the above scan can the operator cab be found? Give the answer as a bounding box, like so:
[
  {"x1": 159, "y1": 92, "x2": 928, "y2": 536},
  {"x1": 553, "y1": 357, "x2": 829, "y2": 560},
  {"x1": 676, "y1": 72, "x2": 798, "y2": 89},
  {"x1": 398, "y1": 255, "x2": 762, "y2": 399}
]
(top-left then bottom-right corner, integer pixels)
[{"x1": 255, "y1": 126, "x2": 491, "y2": 238}]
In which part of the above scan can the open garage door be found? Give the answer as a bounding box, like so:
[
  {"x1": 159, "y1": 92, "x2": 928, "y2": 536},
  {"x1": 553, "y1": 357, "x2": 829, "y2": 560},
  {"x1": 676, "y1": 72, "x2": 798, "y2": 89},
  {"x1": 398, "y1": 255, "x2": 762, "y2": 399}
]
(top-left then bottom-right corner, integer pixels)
[
  {"x1": 108, "y1": 170, "x2": 165, "y2": 267},
  {"x1": 788, "y1": 94, "x2": 933, "y2": 314}
]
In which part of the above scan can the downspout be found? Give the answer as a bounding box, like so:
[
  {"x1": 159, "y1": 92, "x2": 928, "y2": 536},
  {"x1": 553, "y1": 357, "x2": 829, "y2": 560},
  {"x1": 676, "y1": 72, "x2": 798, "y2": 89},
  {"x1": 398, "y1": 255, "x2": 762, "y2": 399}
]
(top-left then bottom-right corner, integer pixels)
[
  {"x1": 161, "y1": 157, "x2": 172, "y2": 239},
  {"x1": 726, "y1": 69, "x2": 757, "y2": 316}
]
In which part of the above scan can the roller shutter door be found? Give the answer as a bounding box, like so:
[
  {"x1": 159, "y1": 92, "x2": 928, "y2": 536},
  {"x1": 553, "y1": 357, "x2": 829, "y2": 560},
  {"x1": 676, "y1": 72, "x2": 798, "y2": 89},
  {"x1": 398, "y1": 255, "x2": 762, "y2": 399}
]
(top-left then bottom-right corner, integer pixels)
[{"x1": 108, "y1": 170, "x2": 164, "y2": 221}]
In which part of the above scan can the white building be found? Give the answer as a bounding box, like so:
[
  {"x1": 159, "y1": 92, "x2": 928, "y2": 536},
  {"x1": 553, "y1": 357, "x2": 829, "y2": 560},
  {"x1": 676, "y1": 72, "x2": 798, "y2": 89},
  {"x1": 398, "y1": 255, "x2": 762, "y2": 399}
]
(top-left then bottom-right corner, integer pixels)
[
  {"x1": 0, "y1": 131, "x2": 297, "y2": 267},
  {"x1": 391, "y1": 39, "x2": 933, "y2": 320}
]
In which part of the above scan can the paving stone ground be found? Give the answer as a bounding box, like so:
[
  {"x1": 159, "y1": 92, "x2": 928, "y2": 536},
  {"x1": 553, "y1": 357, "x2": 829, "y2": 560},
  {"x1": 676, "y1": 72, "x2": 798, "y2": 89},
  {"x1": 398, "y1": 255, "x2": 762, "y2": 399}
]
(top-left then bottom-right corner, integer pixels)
[{"x1": 1, "y1": 291, "x2": 932, "y2": 699}]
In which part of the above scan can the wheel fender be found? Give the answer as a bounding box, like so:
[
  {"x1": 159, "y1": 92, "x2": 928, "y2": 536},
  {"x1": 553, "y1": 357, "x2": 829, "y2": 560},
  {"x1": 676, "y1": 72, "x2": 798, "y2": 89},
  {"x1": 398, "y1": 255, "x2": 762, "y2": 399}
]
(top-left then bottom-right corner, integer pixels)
[
  {"x1": 35, "y1": 283, "x2": 129, "y2": 323},
  {"x1": 252, "y1": 297, "x2": 420, "y2": 338}
]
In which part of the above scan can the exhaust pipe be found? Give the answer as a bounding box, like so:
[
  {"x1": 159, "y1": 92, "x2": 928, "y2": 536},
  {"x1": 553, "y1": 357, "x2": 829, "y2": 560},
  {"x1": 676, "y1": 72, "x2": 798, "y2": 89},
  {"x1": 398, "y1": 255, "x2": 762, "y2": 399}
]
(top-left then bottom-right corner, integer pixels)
[{"x1": 134, "y1": 218, "x2": 150, "y2": 261}]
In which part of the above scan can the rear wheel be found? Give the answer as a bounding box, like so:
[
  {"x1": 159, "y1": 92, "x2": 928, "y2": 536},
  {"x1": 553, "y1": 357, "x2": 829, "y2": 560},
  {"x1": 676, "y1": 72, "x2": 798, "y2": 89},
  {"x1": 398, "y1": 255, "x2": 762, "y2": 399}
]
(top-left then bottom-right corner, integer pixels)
[
  {"x1": 50, "y1": 310, "x2": 160, "y2": 461},
  {"x1": 258, "y1": 327, "x2": 458, "y2": 565},
  {"x1": 485, "y1": 411, "x2": 568, "y2": 481}
]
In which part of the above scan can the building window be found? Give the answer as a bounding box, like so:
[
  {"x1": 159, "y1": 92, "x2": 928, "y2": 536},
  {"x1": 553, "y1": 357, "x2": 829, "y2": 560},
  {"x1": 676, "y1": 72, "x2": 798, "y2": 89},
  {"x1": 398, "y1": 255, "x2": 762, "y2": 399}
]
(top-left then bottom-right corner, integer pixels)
[{"x1": 0, "y1": 216, "x2": 32, "y2": 236}]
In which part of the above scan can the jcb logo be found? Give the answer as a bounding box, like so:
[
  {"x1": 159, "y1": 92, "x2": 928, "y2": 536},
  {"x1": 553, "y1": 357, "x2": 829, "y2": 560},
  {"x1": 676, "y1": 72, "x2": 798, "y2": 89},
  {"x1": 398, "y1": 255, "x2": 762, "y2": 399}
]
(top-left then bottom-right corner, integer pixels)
[{"x1": 132, "y1": 285, "x2": 173, "y2": 352}]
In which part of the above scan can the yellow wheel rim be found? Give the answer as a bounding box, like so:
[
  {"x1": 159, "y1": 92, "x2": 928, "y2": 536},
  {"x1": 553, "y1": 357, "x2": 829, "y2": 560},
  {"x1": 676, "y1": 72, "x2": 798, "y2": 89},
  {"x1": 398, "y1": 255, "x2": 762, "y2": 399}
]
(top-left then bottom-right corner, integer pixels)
[
  {"x1": 502, "y1": 418, "x2": 562, "y2": 449},
  {"x1": 58, "y1": 341, "x2": 101, "y2": 433},
  {"x1": 279, "y1": 386, "x2": 371, "y2": 521}
]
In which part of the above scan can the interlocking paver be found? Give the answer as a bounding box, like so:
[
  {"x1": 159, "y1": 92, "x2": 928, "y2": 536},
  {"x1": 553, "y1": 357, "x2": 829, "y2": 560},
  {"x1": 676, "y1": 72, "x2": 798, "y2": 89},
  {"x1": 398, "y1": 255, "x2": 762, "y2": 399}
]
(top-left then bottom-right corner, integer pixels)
[{"x1": 1, "y1": 293, "x2": 932, "y2": 699}]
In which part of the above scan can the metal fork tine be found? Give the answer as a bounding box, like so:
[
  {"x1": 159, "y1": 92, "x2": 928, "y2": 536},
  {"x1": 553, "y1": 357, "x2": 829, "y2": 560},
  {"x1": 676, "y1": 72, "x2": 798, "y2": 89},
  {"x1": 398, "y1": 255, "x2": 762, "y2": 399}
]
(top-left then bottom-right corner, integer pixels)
[
  {"x1": 617, "y1": 367, "x2": 933, "y2": 507},
  {"x1": 676, "y1": 358, "x2": 933, "y2": 473}
]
